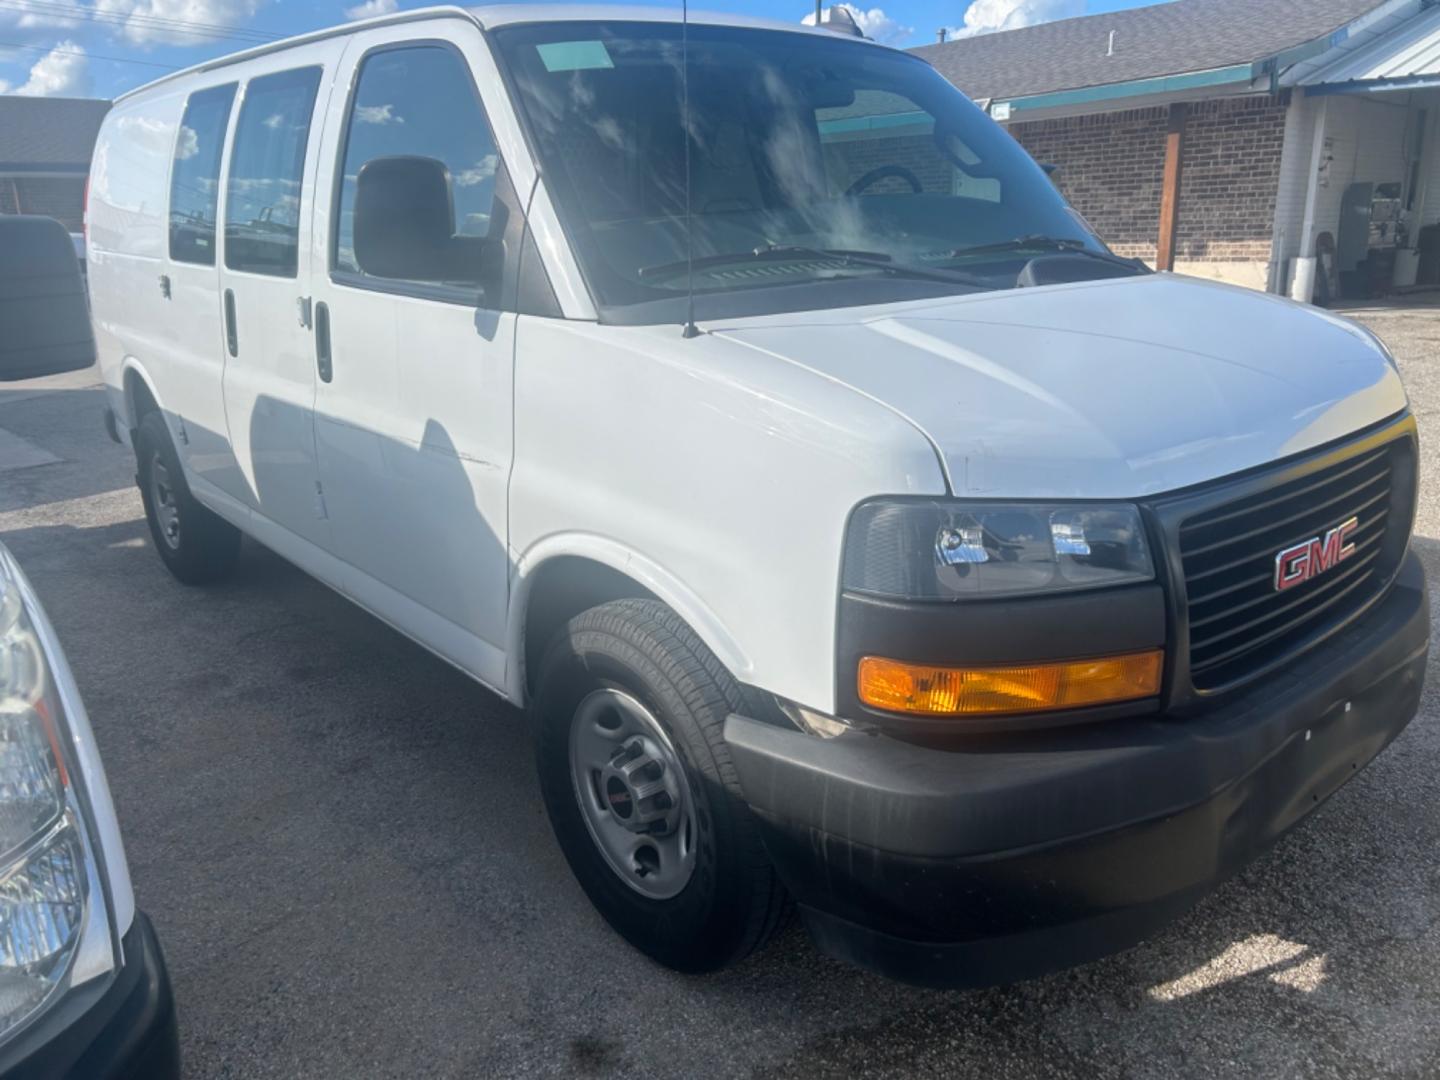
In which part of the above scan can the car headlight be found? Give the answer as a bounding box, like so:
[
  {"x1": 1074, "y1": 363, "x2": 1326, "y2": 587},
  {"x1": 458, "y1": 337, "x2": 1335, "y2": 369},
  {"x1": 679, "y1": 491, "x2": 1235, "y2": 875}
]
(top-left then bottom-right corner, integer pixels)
[
  {"x1": 0, "y1": 551, "x2": 116, "y2": 1041},
  {"x1": 843, "y1": 500, "x2": 1154, "y2": 600}
]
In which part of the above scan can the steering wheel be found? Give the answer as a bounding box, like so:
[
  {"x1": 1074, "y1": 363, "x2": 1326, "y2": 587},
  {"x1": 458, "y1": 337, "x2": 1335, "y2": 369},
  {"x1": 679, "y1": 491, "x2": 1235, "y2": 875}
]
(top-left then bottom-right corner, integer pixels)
[{"x1": 846, "y1": 165, "x2": 924, "y2": 196}]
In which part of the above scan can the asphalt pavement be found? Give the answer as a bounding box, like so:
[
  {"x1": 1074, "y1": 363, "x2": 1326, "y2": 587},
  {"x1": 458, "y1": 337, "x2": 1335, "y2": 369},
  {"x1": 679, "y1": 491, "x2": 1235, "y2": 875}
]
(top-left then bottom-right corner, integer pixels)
[{"x1": 0, "y1": 304, "x2": 1437, "y2": 1079}]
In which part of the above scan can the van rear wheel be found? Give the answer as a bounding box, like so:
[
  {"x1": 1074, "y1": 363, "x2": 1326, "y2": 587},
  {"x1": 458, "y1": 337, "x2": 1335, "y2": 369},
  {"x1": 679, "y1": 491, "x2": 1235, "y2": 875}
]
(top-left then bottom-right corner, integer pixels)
[
  {"x1": 533, "y1": 598, "x2": 788, "y2": 973},
  {"x1": 135, "y1": 411, "x2": 241, "y2": 585}
]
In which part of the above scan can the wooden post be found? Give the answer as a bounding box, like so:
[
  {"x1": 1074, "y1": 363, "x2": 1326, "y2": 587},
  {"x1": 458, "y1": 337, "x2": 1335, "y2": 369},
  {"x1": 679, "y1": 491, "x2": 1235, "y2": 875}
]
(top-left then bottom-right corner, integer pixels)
[{"x1": 1157, "y1": 103, "x2": 1187, "y2": 271}]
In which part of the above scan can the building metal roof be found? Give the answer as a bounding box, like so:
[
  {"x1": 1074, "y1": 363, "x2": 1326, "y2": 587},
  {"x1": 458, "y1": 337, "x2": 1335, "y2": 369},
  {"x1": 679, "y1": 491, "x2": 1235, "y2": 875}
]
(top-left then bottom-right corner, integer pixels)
[
  {"x1": 1293, "y1": 1, "x2": 1440, "y2": 89},
  {"x1": 0, "y1": 97, "x2": 110, "y2": 173},
  {"x1": 910, "y1": 0, "x2": 1393, "y2": 103}
]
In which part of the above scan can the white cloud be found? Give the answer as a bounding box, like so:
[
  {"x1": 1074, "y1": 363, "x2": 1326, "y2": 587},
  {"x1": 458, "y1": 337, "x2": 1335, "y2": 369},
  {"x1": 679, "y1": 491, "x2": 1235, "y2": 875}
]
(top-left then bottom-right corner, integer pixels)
[
  {"x1": 949, "y1": 0, "x2": 1084, "y2": 38},
  {"x1": 344, "y1": 0, "x2": 397, "y2": 20},
  {"x1": 0, "y1": 7, "x2": 82, "y2": 32},
  {"x1": 801, "y1": 5, "x2": 913, "y2": 45},
  {"x1": 116, "y1": 113, "x2": 175, "y2": 151},
  {"x1": 175, "y1": 124, "x2": 200, "y2": 159},
  {"x1": 454, "y1": 154, "x2": 497, "y2": 187},
  {"x1": 88, "y1": 0, "x2": 267, "y2": 46},
  {"x1": 0, "y1": 40, "x2": 90, "y2": 96},
  {"x1": 355, "y1": 102, "x2": 402, "y2": 125}
]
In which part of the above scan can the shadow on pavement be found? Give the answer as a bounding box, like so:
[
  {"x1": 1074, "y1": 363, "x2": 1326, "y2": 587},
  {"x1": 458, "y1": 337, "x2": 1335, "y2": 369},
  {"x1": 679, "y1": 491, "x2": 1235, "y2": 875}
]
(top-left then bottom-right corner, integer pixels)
[{"x1": 0, "y1": 384, "x2": 134, "y2": 511}]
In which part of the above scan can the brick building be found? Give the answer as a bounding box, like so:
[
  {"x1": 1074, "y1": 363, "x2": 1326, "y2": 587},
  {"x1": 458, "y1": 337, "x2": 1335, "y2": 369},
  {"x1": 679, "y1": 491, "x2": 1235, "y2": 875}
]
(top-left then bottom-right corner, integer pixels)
[
  {"x1": 0, "y1": 97, "x2": 111, "y2": 233},
  {"x1": 911, "y1": 0, "x2": 1440, "y2": 301}
]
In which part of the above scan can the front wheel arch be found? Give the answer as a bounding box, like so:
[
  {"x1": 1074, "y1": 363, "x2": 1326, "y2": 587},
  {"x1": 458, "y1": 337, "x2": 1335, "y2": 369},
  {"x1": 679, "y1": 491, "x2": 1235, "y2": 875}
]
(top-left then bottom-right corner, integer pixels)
[
  {"x1": 507, "y1": 541, "x2": 752, "y2": 706},
  {"x1": 520, "y1": 556, "x2": 657, "y2": 700}
]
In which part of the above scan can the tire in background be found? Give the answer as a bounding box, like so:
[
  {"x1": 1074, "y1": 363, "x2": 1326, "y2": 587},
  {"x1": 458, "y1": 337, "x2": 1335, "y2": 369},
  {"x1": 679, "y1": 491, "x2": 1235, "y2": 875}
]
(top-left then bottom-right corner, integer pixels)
[{"x1": 135, "y1": 410, "x2": 241, "y2": 585}]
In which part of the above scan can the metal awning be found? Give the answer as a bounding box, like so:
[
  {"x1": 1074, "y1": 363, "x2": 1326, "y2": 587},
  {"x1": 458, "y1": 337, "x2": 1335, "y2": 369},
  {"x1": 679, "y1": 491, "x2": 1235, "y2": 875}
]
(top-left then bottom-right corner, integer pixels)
[{"x1": 1294, "y1": 2, "x2": 1440, "y2": 94}]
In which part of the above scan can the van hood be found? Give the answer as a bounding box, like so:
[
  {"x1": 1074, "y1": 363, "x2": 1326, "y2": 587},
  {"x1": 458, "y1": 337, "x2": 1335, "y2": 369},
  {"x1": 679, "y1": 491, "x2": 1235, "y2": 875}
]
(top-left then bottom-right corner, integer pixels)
[{"x1": 713, "y1": 274, "x2": 1407, "y2": 499}]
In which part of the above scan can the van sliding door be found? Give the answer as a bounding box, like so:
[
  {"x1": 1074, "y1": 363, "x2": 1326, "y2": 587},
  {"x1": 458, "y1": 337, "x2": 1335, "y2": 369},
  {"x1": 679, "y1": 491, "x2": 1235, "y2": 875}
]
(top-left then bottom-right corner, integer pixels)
[
  {"x1": 160, "y1": 81, "x2": 246, "y2": 501},
  {"x1": 216, "y1": 48, "x2": 343, "y2": 556}
]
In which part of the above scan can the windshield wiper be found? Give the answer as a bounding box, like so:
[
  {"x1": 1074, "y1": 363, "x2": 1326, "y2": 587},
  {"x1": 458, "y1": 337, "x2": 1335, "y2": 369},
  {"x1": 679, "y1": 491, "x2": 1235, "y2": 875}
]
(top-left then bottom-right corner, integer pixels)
[
  {"x1": 639, "y1": 245, "x2": 884, "y2": 278},
  {"x1": 947, "y1": 234, "x2": 1148, "y2": 272},
  {"x1": 758, "y1": 244, "x2": 987, "y2": 285},
  {"x1": 638, "y1": 244, "x2": 985, "y2": 286}
]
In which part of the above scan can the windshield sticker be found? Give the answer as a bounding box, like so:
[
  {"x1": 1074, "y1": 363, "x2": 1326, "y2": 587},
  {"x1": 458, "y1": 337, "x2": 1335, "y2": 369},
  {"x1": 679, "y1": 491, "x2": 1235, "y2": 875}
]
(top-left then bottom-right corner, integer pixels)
[{"x1": 537, "y1": 41, "x2": 614, "y2": 73}]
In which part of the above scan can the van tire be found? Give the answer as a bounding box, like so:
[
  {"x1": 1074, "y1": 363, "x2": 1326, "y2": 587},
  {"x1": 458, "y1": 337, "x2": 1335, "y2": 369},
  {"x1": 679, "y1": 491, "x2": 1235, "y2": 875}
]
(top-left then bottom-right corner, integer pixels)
[
  {"x1": 534, "y1": 598, "x2": 788, "y2": 973},
  {"x1": 135, "y1": 411, "x2": 241, "y2": 585}
]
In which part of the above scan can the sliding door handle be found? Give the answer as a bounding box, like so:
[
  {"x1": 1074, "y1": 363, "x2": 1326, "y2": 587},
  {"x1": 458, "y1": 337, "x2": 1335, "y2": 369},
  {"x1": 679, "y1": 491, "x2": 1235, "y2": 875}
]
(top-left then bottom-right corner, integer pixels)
[
  {"x1": 223, "y1": 288, "x2": 238, "y2": 358},
  {"x1": 314, "y1": 301, "x2": 332, "y2": 383}
]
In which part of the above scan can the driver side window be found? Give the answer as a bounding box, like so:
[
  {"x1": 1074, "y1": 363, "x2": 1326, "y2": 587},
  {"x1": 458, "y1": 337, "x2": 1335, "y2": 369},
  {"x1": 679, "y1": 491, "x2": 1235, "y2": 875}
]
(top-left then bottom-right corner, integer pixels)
[
  {"x1": 816, "y1": 89, "x2": 1001, "y2": 203},
  {"x1": 333, "y1": 43, "x2": 501, "y2": 284}
]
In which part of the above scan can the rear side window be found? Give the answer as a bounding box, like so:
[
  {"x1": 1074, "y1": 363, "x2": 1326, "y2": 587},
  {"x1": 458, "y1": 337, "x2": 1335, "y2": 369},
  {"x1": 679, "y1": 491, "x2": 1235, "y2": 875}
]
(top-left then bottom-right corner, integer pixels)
[
  {"x1": 225, "y1": 66, "x2": 322, "y2": 277},
  {"x1": 333, "y1": 45, "x2": 499, "y2": 284},
  {"x1": 169, "y1": 83, "x2": 236, "y2": 265}
]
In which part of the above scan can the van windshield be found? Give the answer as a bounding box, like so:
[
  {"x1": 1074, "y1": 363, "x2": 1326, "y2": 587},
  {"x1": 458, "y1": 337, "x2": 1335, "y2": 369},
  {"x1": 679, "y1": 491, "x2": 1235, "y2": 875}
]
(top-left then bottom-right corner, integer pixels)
[{"x1": 492, "y1": 21, "x2": 1107, "y2": 322}]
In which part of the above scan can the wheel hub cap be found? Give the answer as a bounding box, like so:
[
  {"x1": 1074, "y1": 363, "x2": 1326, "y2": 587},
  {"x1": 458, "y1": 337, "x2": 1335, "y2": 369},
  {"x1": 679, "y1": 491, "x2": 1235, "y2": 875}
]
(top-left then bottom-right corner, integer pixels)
[
  {"x1": 569, "y1": 689, "x2": 696, "y2": 899},
  {"x1": 149, "y1": 453, "x2": 181, "y2": 550},
  {"x1": 597, "y1": 734, "x2": 683, "y2": 835}
]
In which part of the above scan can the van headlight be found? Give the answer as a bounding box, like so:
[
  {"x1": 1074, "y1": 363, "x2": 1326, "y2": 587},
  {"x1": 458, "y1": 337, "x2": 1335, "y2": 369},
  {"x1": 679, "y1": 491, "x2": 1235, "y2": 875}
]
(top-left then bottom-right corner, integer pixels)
[
  {"x1": 843, "y1": 500, "x2": 1154, "y2": 600},
  {"x1": 0, "y1": 551, "x2": 115, "y2": 1041}
]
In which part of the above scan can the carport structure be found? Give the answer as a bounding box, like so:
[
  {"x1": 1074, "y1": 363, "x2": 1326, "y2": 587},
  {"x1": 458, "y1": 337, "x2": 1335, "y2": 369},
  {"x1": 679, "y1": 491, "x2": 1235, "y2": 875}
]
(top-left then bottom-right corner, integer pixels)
[
  {"x1": 1281, "y1": 1, "x2": 1440, "y2": 303},
  {"x1": 913, "y1": 0, "x2": 1440, "y2": 299}
]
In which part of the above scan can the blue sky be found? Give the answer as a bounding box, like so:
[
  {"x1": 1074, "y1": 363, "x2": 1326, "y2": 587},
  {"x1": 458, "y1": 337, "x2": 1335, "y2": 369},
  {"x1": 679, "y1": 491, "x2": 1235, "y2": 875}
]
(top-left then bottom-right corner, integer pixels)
[{"x1": 0, "y1": 0, "x2": 1166, "y2": 99}]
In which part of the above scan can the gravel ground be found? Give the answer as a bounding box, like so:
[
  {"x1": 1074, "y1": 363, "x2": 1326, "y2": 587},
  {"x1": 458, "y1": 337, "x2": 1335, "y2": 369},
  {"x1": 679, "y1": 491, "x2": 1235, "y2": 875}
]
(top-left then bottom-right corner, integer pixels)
[{"x1": 0, "y1": 303, "x2": 1437, "y2": 1079}]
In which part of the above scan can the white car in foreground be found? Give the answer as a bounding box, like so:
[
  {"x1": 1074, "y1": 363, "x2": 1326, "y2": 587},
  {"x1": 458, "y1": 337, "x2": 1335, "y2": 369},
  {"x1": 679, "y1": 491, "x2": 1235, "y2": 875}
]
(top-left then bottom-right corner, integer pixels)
[
  {"x1": 0, "y1": 542, "x2": 179, "y2": 1078},
  {"x1": 0, "y1": 216, "x2": 178, "y2": 1078}
]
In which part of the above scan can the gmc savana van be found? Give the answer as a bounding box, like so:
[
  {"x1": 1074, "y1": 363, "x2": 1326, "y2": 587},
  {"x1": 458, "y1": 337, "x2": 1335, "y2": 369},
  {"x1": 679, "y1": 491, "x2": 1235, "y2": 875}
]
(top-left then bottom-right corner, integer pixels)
[{"x1": 74, "y1": 5, "x2": 1426, "y2": 986}]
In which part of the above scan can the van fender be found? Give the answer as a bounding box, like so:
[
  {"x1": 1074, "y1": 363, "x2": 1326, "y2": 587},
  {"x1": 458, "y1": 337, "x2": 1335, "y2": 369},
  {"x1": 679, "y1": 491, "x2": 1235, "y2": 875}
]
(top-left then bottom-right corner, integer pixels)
[
  {"x1": 118, "y1": 356, "x2": 166, "y2": 432},
  {"x1": 505, "y1": 534, "x2": 753, "y2": 705}
]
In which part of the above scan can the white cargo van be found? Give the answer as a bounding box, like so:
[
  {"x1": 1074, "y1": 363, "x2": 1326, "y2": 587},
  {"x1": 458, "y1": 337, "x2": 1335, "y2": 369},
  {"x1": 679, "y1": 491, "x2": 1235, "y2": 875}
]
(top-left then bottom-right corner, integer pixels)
[{"x1": 78, "y1": 5, "x2": 1426, "y2": 986}]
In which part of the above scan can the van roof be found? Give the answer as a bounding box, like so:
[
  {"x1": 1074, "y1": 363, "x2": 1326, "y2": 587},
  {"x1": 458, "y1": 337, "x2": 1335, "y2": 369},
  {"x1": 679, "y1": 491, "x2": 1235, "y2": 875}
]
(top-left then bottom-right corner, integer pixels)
[
  {"x1": 471, "y1": 4, "x2": 857, "y2": 34},
  {"x1": 114, "y1": 3, "x2": 885, "y2": 104}
]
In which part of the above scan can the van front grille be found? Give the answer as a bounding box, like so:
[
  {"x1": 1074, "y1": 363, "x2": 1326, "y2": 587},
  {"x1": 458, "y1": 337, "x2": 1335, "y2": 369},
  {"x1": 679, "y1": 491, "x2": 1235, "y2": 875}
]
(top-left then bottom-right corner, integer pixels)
[{"x1": 1178, "y1": 443, "x2": 1400, "y2": 690}]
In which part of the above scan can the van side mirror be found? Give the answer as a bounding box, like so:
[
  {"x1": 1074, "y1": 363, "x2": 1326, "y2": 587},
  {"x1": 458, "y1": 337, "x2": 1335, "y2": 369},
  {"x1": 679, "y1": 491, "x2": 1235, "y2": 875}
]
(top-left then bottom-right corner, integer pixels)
[
  {"x1": 0, "y1": 215, "x2": 96, "y2": 382},
  {"x1": 354, "y1": 155, "x2": 475, "y2": 284}
]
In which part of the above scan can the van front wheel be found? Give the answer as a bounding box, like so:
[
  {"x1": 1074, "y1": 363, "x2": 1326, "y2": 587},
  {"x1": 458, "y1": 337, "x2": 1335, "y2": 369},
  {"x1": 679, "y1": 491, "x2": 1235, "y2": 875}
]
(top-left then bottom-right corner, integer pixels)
[
  {"x1": 135, "y1": 411, "x2": 241, "y2": 585},
  {"x1": 534, "y1": 599, "x2": 787, "y2": 973}
]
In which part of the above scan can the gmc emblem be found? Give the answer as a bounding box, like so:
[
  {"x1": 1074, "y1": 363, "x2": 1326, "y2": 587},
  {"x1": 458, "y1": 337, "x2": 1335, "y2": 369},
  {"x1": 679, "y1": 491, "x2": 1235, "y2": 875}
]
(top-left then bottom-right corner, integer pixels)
[{"x1": 1273, "y1": 517, "x2": 1359, "y2": 592}]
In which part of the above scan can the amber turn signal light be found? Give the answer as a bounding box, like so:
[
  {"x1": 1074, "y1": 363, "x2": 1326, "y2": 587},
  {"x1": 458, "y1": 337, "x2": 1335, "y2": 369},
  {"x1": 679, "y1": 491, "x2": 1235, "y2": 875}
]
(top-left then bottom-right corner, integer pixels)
[{"x1": 857, "y1": 650, "x2": 1163, "y2": 717}]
